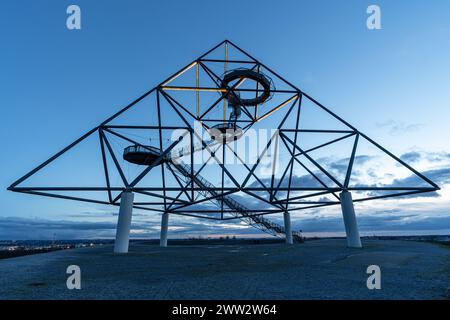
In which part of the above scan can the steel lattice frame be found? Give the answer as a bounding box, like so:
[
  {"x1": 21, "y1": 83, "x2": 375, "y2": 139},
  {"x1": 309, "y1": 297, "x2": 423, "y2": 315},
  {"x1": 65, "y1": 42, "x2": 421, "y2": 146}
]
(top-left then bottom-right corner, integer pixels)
[{"x1": 8, "y1": 40, "x2": 440, "y2": 223}]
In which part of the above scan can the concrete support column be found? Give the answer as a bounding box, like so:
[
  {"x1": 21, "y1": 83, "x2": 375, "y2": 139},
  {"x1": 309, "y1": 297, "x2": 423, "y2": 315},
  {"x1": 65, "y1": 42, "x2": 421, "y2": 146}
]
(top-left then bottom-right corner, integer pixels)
[
  {"x1": 340, "y1": 191, "x2": 362, "y2": 248},
  {"x1": 114, "y1": 190, "x2": 134, "y2": 253},
  {"x1": 160, "y1": 212, "x2": 169, "y2": 247},
  {"x1": 283, "y1": 211, "x2": 293, "y2": 245}
]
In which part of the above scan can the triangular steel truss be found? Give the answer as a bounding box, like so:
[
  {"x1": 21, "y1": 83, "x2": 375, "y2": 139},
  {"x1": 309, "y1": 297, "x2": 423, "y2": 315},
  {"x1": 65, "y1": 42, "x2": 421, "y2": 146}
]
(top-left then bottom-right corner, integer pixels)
[{"x1": 9, "y1": 40, "x2": 439, "y2": 224}]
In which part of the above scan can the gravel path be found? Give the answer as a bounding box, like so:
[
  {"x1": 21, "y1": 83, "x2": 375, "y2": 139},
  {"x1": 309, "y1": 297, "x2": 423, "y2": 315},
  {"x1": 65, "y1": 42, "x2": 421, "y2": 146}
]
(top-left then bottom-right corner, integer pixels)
[{"x1": 0, "y1": 239, "x2": 449, "y2": 299}]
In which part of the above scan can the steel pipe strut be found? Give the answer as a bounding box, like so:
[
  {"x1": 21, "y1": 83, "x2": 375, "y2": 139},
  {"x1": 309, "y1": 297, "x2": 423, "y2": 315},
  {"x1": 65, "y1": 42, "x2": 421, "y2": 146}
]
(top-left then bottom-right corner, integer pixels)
[
  {"x1": 340, "y1": 191, "x2": 362, "y2": 248},
  {"x1": 283, "y1": 212, "x2": 293, "y2": 245},
  {"x1": 114, "y1": 191, "x2": 134, "y2": 253},
  {"x1": 160, "y1": 212, "x2": 169, "y2": 247}
]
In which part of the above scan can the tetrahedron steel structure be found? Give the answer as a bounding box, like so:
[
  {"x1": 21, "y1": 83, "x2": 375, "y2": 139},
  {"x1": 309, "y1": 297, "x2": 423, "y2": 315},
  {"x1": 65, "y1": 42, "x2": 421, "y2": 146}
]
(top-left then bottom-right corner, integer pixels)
[{"x1": 8, "y1": 40, "x2": 439, "y2": 240}]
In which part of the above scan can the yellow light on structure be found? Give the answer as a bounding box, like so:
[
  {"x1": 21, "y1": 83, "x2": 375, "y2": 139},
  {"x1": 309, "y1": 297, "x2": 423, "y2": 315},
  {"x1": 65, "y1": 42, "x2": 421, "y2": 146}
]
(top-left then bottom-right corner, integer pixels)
[
  {"x1": 223, "y1": 43, "x2": 228, "y2": 124},
  {"x1": 256, "y1": 95, "x2": 298, "y2": 122},
  {"x1": 161, "y1": 86, "x2": 226, "y2": 92},
  {"x1": 201, "y1": 122, "x2": 210, "y2": 130},
  {"x1": 161, "y1": 61, "x2": 197, "y2": 87},
  {"x1": 233, "y1": 76, "x2": 249, "y2": 89}
]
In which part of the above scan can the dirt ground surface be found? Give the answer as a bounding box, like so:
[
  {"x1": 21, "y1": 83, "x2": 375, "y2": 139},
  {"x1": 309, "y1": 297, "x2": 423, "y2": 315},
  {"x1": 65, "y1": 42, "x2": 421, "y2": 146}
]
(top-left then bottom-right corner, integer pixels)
[{"x1": 1, "y1": 239, "x2": 449, "y2": 300}]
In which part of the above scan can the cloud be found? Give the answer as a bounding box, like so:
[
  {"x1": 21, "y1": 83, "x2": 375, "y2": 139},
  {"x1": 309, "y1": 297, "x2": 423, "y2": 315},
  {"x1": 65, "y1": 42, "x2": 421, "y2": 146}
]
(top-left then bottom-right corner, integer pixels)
[
  {"x1": 422, "y1": 167, "x2": 450, "y2": 185},
  {"x1": 353, "y1": 166, "x2": 449, "y2": 200},
  {"x1": 426, "y1": 152, "x2": 450, "y2": 163},
  {"x1": 400, "y1": 151, "x2": 421, "y2": 163},
  {"x1": 0, "y1": 217, "x2": 117, "y2": 240},
  {"x1": 365, "y1": 167, "x2": 450, "y2": 199},
  {"x1": 293, "y1": 212, "x2": 450, "y2": 233},
  {"x1": 398, "y1": 150, "x2": 450, "y2": 164},
  {"x1": 0, "y1": 215, "x2": 258, "y2": 240},
  {"x1": 376, "y1": 120, "x2": 424, "y2": 135},
  {"x1": 250, "y1": 152, "x2": 446, "y2": 194},
  {"x1": 3, "y1": 147, "x2": 449, "y2": 240}
]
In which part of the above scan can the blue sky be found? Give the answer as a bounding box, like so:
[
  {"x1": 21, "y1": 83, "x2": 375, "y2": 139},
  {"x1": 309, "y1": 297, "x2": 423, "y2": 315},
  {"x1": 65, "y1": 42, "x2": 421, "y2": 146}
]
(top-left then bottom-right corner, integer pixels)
[{"x1": 1, "y1": 0, "x2": 450, "y2": 239}]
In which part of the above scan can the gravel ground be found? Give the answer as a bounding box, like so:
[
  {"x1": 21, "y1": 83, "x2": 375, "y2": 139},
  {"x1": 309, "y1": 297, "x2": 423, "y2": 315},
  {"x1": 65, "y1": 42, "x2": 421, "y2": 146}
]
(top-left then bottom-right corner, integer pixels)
[{"x1": 0, "y1": 239, "x2": 449, "y2": 300}]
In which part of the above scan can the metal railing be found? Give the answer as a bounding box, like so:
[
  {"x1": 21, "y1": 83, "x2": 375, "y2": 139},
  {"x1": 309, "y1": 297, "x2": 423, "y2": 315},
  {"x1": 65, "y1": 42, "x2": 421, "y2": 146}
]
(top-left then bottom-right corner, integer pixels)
[{"x1": 123, "y1": 145, "x2": 160, "y2": 156}]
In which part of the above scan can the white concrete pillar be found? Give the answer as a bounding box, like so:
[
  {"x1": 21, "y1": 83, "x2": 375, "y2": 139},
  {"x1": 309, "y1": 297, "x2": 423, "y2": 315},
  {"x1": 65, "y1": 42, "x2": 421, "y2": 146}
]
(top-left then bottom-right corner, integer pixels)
[
  {"x1": 283, "y1": 211, "x2": 293, "y2": 245},
  {"x1": 160, "y1": 212, "x2": 169, "y2": 247},
  {"x1": 340, "y1": 191, "x2": 362, "y2": 248},
  {"x1": 114, "y1": 190, "x2": 134, "y2": 253}
]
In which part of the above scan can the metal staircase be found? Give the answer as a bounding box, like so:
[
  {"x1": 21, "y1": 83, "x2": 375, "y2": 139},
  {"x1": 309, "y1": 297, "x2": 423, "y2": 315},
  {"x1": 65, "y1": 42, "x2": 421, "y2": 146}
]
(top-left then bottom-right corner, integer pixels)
[
  {"x1": 169, "y1": 139, "x2": 218, "y2": 161},
  {"x1": 169, "y1": 160, "x2": 303, "y2": 242}
]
